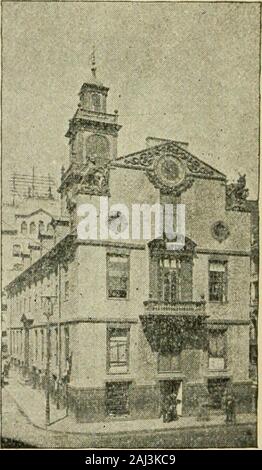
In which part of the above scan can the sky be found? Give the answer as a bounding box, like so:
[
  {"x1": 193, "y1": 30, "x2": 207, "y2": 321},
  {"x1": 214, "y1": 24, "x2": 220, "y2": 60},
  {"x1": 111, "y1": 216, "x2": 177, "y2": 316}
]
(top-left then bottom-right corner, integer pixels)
[{"x1": 2, "y1": 2, "x2": 260, "y2": 199}]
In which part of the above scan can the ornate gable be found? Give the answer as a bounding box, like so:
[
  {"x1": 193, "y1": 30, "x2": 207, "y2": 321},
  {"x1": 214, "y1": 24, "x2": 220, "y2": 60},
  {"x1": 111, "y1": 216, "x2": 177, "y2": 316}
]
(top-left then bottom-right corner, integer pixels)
[{"x1": 113, "y1": 141, "x2": 226, "y2": 195}]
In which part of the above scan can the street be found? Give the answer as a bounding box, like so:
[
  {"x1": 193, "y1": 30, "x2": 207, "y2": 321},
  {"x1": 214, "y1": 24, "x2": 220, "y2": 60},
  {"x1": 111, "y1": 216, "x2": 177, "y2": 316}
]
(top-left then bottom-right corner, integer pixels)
[{"x1": 1, "y1": 388, "x2": 257, "y2": 449}]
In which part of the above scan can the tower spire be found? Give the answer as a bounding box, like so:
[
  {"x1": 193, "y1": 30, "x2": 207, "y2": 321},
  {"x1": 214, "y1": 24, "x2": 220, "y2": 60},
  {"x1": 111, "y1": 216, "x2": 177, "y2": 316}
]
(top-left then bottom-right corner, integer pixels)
[{"x1": 90, "y1": 45, "x2": 96, "y2": 78}]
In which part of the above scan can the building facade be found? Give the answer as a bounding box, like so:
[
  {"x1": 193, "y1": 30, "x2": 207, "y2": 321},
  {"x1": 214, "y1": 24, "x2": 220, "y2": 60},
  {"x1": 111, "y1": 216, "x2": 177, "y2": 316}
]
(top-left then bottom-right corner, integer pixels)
[
  {"x1": 2, "y1": 171, "x2": 59, "y2": 360},
  {"x1": 2, "y1": 171, "x2": 59, "y2": 287},
  {"x1": 5, "y1": 67, "x2": 254, "y2": 422},
  {"x1": 247, "y1": 200, "x2": 259, "y2": 408}
]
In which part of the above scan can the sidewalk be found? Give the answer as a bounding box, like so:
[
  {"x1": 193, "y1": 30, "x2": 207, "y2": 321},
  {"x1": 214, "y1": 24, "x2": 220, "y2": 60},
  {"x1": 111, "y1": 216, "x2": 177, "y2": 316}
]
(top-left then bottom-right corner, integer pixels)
[{"x1": 4, "y1": 372, "x2": 257, "y2": 437}]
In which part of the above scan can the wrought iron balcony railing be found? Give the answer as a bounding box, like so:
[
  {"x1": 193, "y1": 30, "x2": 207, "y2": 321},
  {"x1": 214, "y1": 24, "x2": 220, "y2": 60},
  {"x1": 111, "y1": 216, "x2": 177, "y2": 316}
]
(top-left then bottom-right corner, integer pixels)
[{"x1": 143, "y1": 299, "x2": 206, "y2": 316}]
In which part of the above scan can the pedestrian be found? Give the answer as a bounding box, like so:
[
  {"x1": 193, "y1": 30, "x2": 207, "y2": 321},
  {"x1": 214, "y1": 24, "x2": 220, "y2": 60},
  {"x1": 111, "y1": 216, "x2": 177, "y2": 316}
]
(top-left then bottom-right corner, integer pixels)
[
  {"x1": 225, "y1": 391, "x2": 236, "y2": 424},
  {"x1": 165, "y1": 392, "x2": 179, "y2": 423}
]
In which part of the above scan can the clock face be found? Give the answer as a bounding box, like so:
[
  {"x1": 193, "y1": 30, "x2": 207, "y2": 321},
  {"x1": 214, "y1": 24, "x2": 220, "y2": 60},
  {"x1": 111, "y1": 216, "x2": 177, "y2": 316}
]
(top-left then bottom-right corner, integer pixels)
[{"x1": 156, "y1": 155, "x2": 185, "y2": 187}]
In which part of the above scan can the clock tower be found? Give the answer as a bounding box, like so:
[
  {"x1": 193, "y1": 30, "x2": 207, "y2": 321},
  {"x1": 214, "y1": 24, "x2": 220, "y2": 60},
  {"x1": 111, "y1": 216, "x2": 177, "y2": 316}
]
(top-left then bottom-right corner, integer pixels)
[{"x1": 59, "y1": 51, "x2": 122, "y2": 220}]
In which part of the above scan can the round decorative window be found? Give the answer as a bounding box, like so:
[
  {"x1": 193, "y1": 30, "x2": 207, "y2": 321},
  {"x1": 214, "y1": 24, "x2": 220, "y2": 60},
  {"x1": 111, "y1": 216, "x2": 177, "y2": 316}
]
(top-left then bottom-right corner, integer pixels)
[{"x1": 211, "y1": 221, "x2": 230, "y2": 242}]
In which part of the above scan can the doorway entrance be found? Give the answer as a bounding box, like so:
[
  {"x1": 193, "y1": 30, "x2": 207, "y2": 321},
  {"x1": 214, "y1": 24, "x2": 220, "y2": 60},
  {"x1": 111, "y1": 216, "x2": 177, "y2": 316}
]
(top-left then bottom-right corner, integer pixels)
[{"x1": 159, "y1": 380, "x2": 183, "y2": 416}]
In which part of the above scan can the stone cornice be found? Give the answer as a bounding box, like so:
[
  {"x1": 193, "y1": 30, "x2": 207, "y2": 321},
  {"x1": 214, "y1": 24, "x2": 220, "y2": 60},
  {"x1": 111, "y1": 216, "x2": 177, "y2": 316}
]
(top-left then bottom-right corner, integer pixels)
[
  {"x1": 196, "y1": 248, "x2": 250, "y2": 257},
  {"x1": 76, "y1": 239, "x2": 145, "y2": 250},
  {"x1": 10, "y1": 317, "x2": 139, "y2": 328},
  {"x1": 207, "y1": 319, "x2": 250, "y2": 325},
  {"x1": 65, "y1": 117, "x2": 121, "y2": 138}
]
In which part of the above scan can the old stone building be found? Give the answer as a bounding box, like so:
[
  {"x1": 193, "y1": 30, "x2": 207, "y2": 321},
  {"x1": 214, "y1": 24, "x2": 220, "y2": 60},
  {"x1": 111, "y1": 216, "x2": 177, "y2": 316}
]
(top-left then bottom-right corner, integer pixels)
[
  {"x1": 246, "y1": 200, "x2": 259, "y2": 411},
  {"x1": 2, "y1": 170, "x2": 59, "y2": 287},
  {"x1": 2, "y1": 171, "x2": 59, "y2": 360},
  {"x1": 5, "y1": 65, "x2": 254, "y2": 422}
]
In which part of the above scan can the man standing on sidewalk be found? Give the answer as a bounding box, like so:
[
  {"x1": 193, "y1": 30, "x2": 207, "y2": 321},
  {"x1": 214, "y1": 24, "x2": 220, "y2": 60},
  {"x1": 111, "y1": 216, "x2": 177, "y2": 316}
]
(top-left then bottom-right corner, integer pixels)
[{"x1": 225, "y1": 391, "x2": 236, "y2": 424}]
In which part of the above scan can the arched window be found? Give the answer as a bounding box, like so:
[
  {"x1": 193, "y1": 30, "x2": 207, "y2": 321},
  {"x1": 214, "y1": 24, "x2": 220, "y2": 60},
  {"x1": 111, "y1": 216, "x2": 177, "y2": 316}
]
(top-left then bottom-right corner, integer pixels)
[
  {"x1": 21, "y1": 221, "x2": 27, "y2": 235},
  {"x1": 30, "y1": 221, "x2": 36, "y2": 234},
  {"x1": 86, "y1": 134, "x2": 110, "y2": 167},
  {"x1": 39, "y1": 220, "x2": 45, "y2": 234},
  {"x1": 91, "y1": 93, "x2": 101, "y2": 112}
]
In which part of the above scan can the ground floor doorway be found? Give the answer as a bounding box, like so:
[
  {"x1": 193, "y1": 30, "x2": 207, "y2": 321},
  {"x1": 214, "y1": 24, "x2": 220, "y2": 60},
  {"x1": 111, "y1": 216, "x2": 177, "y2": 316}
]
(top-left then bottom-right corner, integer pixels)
[{"x1": 159, "y1": 380, "x2": 183, "y2": 416}]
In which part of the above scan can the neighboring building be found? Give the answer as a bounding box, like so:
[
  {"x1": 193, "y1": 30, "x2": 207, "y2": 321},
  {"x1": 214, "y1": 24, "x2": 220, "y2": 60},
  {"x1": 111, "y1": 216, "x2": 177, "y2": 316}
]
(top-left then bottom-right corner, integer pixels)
[
  {"x1": 246, "y1": 200, "x2": 259, "y2": 384},
  {"x1": 1, "y1": 171, "x2": 60, "y2": 353},
  {"x1": 2, "y1": 170, "x2": 59, "y2": 287},
  {"x1": 5, "y1": 65, "x2": 254, "y2": 422}
]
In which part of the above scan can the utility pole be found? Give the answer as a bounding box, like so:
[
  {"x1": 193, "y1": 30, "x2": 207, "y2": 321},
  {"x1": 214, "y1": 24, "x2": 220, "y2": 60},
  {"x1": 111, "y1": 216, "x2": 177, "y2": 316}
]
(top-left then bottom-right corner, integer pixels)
[{"x1": 42, "y1": 295, "x2": 56, "y2": 428}]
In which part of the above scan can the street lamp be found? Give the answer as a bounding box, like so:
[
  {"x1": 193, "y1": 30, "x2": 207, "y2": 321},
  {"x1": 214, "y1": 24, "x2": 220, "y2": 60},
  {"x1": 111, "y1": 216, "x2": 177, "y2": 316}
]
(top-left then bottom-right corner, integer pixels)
[{"x1": 42, "y1": 295, "x2": 56, "y2": 428}]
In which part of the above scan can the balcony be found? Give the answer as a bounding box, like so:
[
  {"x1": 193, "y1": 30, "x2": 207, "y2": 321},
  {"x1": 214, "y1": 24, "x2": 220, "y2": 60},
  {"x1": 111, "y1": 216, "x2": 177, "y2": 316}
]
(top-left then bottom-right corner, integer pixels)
[
  {"x1": 143, "y1": 299, "x2": 206, "y2": 317},
  {"x1": 140, "y1": 300, "x2": 207, "y2": 352},
  {"x1": 79, "y1": 109, "x2": 119, "y2": 125}
]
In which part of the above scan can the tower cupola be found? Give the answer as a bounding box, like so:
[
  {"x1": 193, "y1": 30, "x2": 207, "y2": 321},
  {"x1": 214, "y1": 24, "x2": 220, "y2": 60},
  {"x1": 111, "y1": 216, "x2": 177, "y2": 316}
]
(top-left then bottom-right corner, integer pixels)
[
  {"x1": 59, "y1": 50, "x2": 122, "y2": 219},
  {"x1": 78, "y1": 48, "x2": 109, "y2": 114}
]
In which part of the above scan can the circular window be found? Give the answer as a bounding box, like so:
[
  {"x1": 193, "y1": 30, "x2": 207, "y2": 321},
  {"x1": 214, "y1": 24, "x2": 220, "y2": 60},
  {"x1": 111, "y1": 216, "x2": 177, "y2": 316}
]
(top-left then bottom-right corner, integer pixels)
[{"x1": 211, "y1": 221, "x2": 230, "y2": 243}]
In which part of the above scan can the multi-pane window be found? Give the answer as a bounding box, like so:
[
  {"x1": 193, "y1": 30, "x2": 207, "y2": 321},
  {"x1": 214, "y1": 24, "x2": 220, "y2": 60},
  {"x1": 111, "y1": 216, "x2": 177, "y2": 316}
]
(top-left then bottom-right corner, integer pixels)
[
  {"x1": 160, "y1": 258, "x2": 178, "y2": 303},
  {"x1": 107, "y1": 328, "x2": 129, "y2": 373},
  {"x1": 209, "y1": 261, "x2": 227, "y2": 302},
  {"x1": 158, "y1": 352, "x2": 181, "y2": 372},
  {"x1": 107, "y1": 254, "x2": 129, "y2": 299},
  {"x1": 159, "y1": 258, "x2": 179, "y2": 303},
  {"x1": 208, "y1": 330, "x2": 226, "y2": 370}
]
